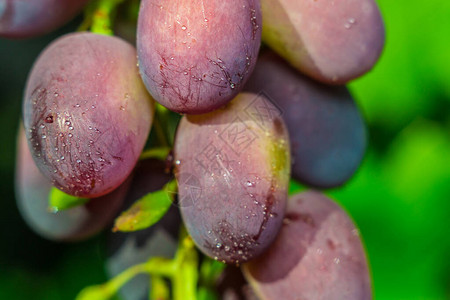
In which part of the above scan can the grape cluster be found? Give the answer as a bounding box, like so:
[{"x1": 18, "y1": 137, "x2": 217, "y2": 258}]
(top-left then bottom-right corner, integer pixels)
[{"x1": 6, "y1": 0, "x2": 385, "y2": 299}]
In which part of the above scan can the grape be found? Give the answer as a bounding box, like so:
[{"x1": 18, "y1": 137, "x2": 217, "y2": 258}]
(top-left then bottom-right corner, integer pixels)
[
  {"x1": 260, "y1": 0, "x2": 385, "y2": 84},
  {"x1": 137, "y1": 0, "x2": 261, "y2": 114},
  {"x1": 242, "y1": 191, "x2": 372, "y2": 300},
  {"x1": 106, "y1": 159, "x2": 179, "y2": 300},
  {"x1": 174, "y1": 92, "x2": 290, "y2": 264},
  {"x1": 23, "y1": 32, "x2": 154, "y2": 198},
  {"x1": 15, "y1": 126, "x2": 128, "y2": 241},
  {"x1": 0, "y1": 0, "x2": 89, "y2": 38},
  {"x1": 245, "y1": 51, "x2": 366, "y2": 188}
]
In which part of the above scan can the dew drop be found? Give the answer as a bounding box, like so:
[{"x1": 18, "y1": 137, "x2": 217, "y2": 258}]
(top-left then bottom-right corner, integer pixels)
[
  {"x1": 45, "y1": 116, "x2": 54, "y2": 123},
  {"x1": 181, "y1": 25, "x2": 187, "y2": 30}
]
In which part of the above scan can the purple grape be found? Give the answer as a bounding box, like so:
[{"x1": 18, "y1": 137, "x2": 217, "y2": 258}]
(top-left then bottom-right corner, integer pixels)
[
  {"x1": 245, "y1": 51, "x2": 366, "y2": 188},
  {"x1": 243, "y1": 191, "x2": 372, "y2": 300},
  {"x1": 15, "y1": 126, "x2": 128, "y2": 242},
  {"x1": 106, "y1": 158, "x2": 180, "y2": 300},
  {"x1": 137, "y1": 0, "x2": 261, "y2": 114},
  {"x1": 260, "y1": 0, "x2": 385, "y2": 84},
  {"x1": 174, "y1": 92, "x2": 290, "y2": 264},
  {"x1": 23, "y1": 32, "x2": 154, "y2": 198},
  {"x1": 0, "y1": 0, "x2": 89, "y2": 38}
]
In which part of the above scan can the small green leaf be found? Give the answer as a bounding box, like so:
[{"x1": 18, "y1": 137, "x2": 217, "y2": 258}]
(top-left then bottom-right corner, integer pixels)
[
  {"x1": 48, "y1": 187, "x2": 89, "y2": 212},
  {"x1": 113, "y1": 180, "x2": 177, "y2": 232}
]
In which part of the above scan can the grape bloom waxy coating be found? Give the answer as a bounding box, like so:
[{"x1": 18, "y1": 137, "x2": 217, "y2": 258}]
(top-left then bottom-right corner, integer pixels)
[
  {"x1": 15, "y1": 126, "x2": 128, "y2": 242},
  {"x1": 174, "y1": 92, "x2": 290, "y2": 264},
  {"x1": 23, "y1": 32, "x2": 154, "y2": 198},
  {"x1": 137, "y1": 0, "x2": 262, "y2": 114},
  {"x1": 245, "y1": 51, "x2": 366, "y2": 188},
  {"x1": 0, "y1": 0, "x2": 89, "y2": 38},
  {"x1": 260, "y1": 0, "x2": 385, "y2": 83},
  {"x1": 243, "y1": 191, "x2": 372, "y2": 300}
]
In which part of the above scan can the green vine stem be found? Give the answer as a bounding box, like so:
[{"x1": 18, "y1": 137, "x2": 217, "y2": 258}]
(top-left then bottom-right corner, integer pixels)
[
  {"x1": 154, "y1": 103, "x2": 173, "y2": 147},
  {"x1": 78, "y1": 0, "x2": 125, "y2": 35},
  {"x1": 76, "y1": 226, "x2": 199, "y2": 300},
  {"x1": 173, "y1": 229, "x2": 199, "y2": 300},
  {"x1": 150, "y1": 275, "x2": 170, "y2": 300},
  {"x1": 76, "y1": 257, "x2": 174, "y2": 300},
  {"x1": 139, "y1": 147, "x2": 171, "y2": 161}
]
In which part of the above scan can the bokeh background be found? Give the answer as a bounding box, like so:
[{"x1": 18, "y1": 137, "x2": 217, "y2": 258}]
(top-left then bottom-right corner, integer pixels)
[{"x1": 0, "y1": 0, "x2": 449, "y2": 299}]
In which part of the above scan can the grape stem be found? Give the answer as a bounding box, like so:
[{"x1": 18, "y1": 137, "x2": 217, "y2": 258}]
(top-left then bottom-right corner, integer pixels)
[
  {"x1": 150, "y1": 275, "x2": 170, "y2": 300},
  {"x1": 78, "y1": 0, "x2": 125, "y2": 35},
  {"x1": 154, "y1": 103, "x2": 173, "y2": 147},
  {"x1": 75, "y1": 225, "x2": 199, "y2": 300},
  {"x1": 139, "y1": 147, "x2": 171, "y2": 161}
]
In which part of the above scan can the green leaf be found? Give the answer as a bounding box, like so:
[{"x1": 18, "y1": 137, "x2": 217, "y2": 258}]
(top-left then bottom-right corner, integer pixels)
[
  {"x1": 113, "y1": 180, "x2": 177, "y2": 232},
  {"x1": 48, "y1": 187, "x2": 89, "y2": 212}
]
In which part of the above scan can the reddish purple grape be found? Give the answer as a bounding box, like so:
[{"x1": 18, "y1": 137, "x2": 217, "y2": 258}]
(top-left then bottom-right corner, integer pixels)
[
  {"x1": 137, "y1": 0, "x2": 261, "y2": 114},
  {"x1": 0, "y1": 0, "x2": 89, "y2": 38},
  {"x1": 243, "y1": 191, "x2": 372, "y2": 300},
  {"x1": 260, "y1": 0, "x2": 385, "y2": 83},
  {"x1": 245, "y1": 51, "x2": 366, "y2": 188},
  {"x1": 23, "y1": 32, "x2": 154, "y2": 198},
  {"x1": 107, "y1": 159, "x2": 180, "y2": 300},
  {"x1": 174, "y1": 93, "x2": 290, "y2": 264},
  {"x1": 15, "y1": 126, "x2": 128, "y2": 242}
]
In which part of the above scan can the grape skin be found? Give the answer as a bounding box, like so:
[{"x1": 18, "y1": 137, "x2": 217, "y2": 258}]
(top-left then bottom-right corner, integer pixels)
[
  {"x1": 0, "y1": 0, "x2": 89, "y2": 38},
  {"x1": 245, "y1": 51, "x2": 367, "y2": 188},
  {"x1": 106, "y1": 159, "x2": 180, "y2": 300},
  {"x1": 243, "y1": 191, "x2": 372, "y2": 300},
  {"x1": 23, "y1": 32, "x2": 154, "y2": 198},
  {"x1": 174, "y1": 92, "x2": 290, "y2": 264},
  {"x1": 15, "y1": 126, "x2": 128, "y2": 242},
  {"x1": 260, "y1": 0, "x2": 385, "y2": 84},
  {"x1": 137, "y1": 0, "x2": 262, "y2": 114}
]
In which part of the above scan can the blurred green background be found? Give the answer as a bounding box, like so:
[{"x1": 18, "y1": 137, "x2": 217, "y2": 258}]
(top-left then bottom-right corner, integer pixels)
[{"x1": 0, "y1": 0, "x2": 449, "y2": 299}]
